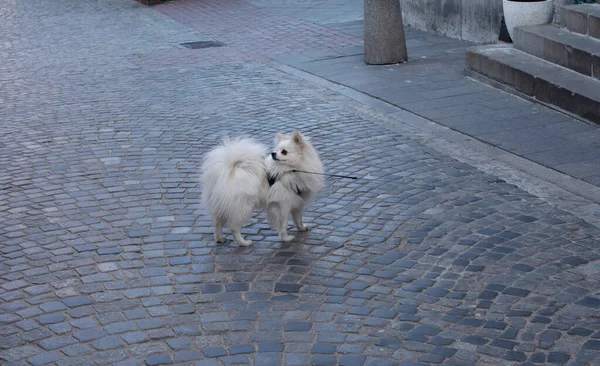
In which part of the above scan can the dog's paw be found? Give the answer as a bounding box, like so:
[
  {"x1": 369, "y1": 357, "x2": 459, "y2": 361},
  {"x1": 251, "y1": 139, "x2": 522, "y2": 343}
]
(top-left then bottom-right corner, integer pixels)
[
  {"x1": 280, "y1": 235, "x2": 295, "y2": 242},
  {"x1": 238, "y1": 239, "x2": 253, "y2": 247},
  {"x1": 297, "y1": 225, "x2": 310, "y2": 232},
  {"x1": 215, "y1": 236, "x2": 227, "y2": 243}
]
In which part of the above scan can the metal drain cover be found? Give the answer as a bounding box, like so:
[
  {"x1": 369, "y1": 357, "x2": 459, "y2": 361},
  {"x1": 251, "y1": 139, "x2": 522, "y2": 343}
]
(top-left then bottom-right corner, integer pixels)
[{"x1": 181, "y1": 40, "x2": 224, "y2": 49}]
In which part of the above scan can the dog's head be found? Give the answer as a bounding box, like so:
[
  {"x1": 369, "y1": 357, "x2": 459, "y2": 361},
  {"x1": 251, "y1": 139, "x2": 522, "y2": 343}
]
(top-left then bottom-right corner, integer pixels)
[{"x1": 270, "y1": 131, "x2": 308, "y2": 167}]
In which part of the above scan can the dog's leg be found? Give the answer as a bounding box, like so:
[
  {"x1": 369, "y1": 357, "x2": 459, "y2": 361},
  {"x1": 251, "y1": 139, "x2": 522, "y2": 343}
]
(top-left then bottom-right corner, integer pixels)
[
  {"x1": 231, "y1": 227, "x2": 252, "y2": 246},
  {"x1": 269, "y1": 203, "x2": 294, "y2": 242},
  {"x1": 278, "y1": 224, "x2": 294, "y2": 242},
  {"x1": 291, "y1": 207, "x2": 308, "y2": 232},
  {"x1": 215, "y1": 221, "x2": 226, "y2": 243},
  {"x1": 277, "y1": 210, "x2": 295, "y2": 242}
]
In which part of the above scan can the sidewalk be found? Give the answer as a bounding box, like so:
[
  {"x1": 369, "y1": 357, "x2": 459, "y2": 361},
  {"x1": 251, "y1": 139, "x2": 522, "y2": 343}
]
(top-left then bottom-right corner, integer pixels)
[{"x1": 274, "y1": 20, "x2": 600, "y2": 189}]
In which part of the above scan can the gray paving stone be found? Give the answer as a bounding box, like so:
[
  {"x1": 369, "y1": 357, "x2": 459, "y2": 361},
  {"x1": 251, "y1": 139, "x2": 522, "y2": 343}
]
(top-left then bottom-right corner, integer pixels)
[
  {"x1": 364, "y1": 359, "x2": 399, "y2": 366},
  {"x1": 227, "y1": 283, "x2": 249, "y2": 292},
  {"x1": 504, "y1": 350, "x2": 527, "y2": 362},
  {"x1": 173, "y1": 325, "x2": 202, "y2": 336},
  {"x1": 0, "y1": 346, "x2": 42, "y2": 363},
  {"x1": 259, "y1": 343, "x2": 284, "y2": 352},
  {"x1": 70, "y1": 317, "x2": 98, "y2": 330},
  {"x1": 312, "y1": 343, "x2": 337, "y2": 354},
  {"x1": 62, "y1": 296, "x2": 93, "y2": 308},
  {"x1": 582, "y1": 340, "x2": 600, "y2": 350},
  {"x1": 20, "y1": 327, "x2": 52, "y2": 342},
  {"x1": 285, "y1": 321, "x2": 313, "y2": 331},
  {"x1": 37, "y1": 313, "x2": 65, "y2": 325},
  {"x1": 60, "y1": 344, "x2": 93, "y2": 357},
  {"x1": 122, "y1": 288, "x2": 151, "y2": 299},
  {"x1": 577, "y1": 296, "x2": 600, "y2": 309},
  {"x1": 145, "y1": 353, "x2": 173, "y2": 365},
  {"x1": 201, "y1": 284, "x2": 223, "y2": 294},
  {"x1": 376, "y1": 338, "x2": 402, "y2": 349},
  {"x1": 16, "y1": 306, "x2": 43, "y2": 319},
  {"x1": 462, "y1": 336, "x2": 488, "y2": 346},
  {"x1": 202, "y1": 347, "x2": 227, "y2": 358},
  {"x1": 339, "y1": 354, "x2": 367, "y2": 366},
  {"x1": 73, "y1": 328, "x2": 106, "y2": 342},
  {"x1": 173, "y1": 350, "x2": 203, "y2": 362},
  {"x1": 229, "y1": 345, "x2": 255, "y2": 355},
  {"x1": 137, "y1": 319, "x2": 164, "y2": 330},
  {"x1": 39, "y1": 336, "x2": 77, "y2": 351},
  {"x1": 148, "y1": 328, "x2": 174, "y2": 340},
  {"x1": 121, "y1": 331, "x2": 150, "y2": 344},
  {"x1": 105, "y1": 321, "x2": 137, "y2": 335},
  {"x1": 90, "y1": 336, "x2": 125, "y2": 351},
  {"x1": 39, "y1": 302, "x2": 67, "y2": 313},
  {"x1": 66, "y1": 306, "x2": 96, "y2": 319},
  {"x1": 27, "y1": 350, "x2": 62, "y2": 366},
  {"x1": 47, "y1": 322, "x2": 72, "y2": 335}
]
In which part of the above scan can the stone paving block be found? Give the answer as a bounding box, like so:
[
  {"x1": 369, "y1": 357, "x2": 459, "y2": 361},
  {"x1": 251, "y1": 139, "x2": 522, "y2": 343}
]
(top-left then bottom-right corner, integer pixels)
[
  {"x1": 121, "y1": 331, "x2": 150, "y2": 345},
  {"x1": 38, "y1": 313, "x2": 65, "y2": 325},
  {"x1": 27, "y1": 350, "x2": 63, "y2": 366},
  {"x1": 60, "y1": 344, "x2": 93, "y2": 357},
  {"x1": 73, "y1": 328, "x2": 106, "y2": 342},
  {"x1": 0, "y1": 346, "x2": 42, "y2": 363},
  {"x1": 66, "y1": 306, "x2": 96, "y2": 319},
  {"x1": 104, "y1": 321, "x2": 137, "y2": 335},
  {"x1": 145, "y1": 353, "x2": 173, "y2": 365},
  {"x1": 202, "y1": 347, "x2": 228, "y2": 358},
  {"x1": 90, "y1": 336, "x2": 125, "y2": 351}
]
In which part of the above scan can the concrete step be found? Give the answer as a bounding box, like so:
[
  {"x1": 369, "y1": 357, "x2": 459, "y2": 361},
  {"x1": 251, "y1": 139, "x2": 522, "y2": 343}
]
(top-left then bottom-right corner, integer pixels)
[
  {"x1": 561, "y1": 3, "x2": 600, "y2": 40},
  {"x1": 465, "y1": 44, "x2": 600, "y2": 124},
  {"x1": 513, "y1": 24, "x2": 600, "y2": 79}
]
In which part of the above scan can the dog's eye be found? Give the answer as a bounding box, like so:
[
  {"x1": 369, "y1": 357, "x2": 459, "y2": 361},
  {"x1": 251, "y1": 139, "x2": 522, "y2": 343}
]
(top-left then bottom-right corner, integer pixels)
[{"x1": 281, "y1": 150, "x2": 287, "y2": 156}]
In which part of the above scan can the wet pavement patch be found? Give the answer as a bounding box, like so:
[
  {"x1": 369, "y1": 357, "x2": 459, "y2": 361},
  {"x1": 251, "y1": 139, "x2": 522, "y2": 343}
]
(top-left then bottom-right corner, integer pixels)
[
  {"x1": 275, "y1": 283, "x2": 303, "y2": 293},
  {"x1": 180, "y1": 40, "x2": 225, "y2": 49}
]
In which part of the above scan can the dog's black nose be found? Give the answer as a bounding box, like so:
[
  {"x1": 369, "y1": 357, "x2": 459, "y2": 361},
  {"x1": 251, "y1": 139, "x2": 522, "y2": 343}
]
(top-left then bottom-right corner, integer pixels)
[{"x1": 271, "y1": 152, "x2": 277, "y2": 160}]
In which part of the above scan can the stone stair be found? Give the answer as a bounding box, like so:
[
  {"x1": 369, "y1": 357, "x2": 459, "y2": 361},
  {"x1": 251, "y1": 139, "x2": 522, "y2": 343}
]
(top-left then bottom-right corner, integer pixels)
[{"x1": 465, "y1": 3, "x2": 600, "y2": 124}]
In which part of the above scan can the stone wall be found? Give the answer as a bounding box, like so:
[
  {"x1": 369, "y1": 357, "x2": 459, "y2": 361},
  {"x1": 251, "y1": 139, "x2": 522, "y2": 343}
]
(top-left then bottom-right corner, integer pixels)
[{"x1": 401, "y1": 0, "x2": 571, "y2": 44}]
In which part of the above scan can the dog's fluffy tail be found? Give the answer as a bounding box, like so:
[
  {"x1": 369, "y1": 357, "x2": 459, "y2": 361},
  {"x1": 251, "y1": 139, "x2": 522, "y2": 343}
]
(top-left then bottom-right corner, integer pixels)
[{"x1": 201, "y1": 138, "x2": 268, "y2": 226}]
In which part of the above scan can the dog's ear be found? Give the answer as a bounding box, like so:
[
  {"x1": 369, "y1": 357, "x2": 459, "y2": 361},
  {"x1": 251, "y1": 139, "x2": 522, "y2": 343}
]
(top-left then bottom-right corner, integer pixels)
[
  {"x1": 276, "y1": 133, "x2": 289, "y2": 142},
  {"x1": 292, "y1": 131, "x2": 304, "y2": 147}
]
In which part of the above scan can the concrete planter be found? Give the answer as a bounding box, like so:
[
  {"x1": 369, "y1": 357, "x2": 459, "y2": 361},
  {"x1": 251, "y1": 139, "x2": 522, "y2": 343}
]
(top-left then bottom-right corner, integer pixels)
[{"x1": 503, "y1": 0, "x2": 554, "y2": 39}]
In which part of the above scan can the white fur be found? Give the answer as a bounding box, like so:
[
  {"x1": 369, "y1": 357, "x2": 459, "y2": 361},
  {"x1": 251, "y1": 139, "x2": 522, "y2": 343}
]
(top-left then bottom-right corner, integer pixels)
[
  {"x1": 200, "y1": 132, "x2": 324, "y2": 246},
  {"x1": 266, "y1": 131, "x2": 324, "y2": 242}
]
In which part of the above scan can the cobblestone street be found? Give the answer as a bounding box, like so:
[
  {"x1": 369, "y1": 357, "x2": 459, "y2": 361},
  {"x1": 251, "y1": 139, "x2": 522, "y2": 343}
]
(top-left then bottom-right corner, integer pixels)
[{"x1": 2, "y1": 1, "x2": 600, "y2": 365}]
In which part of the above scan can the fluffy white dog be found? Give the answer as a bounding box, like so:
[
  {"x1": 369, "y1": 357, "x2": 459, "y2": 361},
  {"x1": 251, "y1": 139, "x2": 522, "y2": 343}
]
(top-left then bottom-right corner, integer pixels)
[{"x1": 201, "y1": 131, "x2": 324, "y2": 246}]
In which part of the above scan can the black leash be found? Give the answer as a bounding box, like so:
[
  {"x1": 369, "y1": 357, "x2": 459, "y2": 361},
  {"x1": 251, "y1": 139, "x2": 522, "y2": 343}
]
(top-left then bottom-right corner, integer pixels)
[
  {"x1": 288, "y1": 170, "x2": 598, "y2": 204},
  {"x1": 293, "y1": 171, "x2": 597, "y2": 204},
  {"x1": 292, "y1": 170, "x2": 358, "y2": 180}
]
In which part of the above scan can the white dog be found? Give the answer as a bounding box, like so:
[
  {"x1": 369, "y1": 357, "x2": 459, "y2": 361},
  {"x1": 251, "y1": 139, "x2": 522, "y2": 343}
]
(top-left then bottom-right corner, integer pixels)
[{"x1": 201, "y1": 131, "x2": 324, "y2": 246}]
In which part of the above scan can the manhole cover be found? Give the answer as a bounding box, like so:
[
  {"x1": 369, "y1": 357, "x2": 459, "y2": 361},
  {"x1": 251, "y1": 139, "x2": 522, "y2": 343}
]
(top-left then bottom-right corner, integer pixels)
[{"x1": 180, "y1": 40, "x2": 225, "y2": 49}]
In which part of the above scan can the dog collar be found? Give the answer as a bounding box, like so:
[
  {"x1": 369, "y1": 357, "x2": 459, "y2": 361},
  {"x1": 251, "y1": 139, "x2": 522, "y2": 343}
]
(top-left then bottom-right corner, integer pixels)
[
  {"x1": 267, "y1": 172, "x2": 278, "y2": 187},
  {"x1": 267, "y1": 172, "x2": 303, "y2": 195}
]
